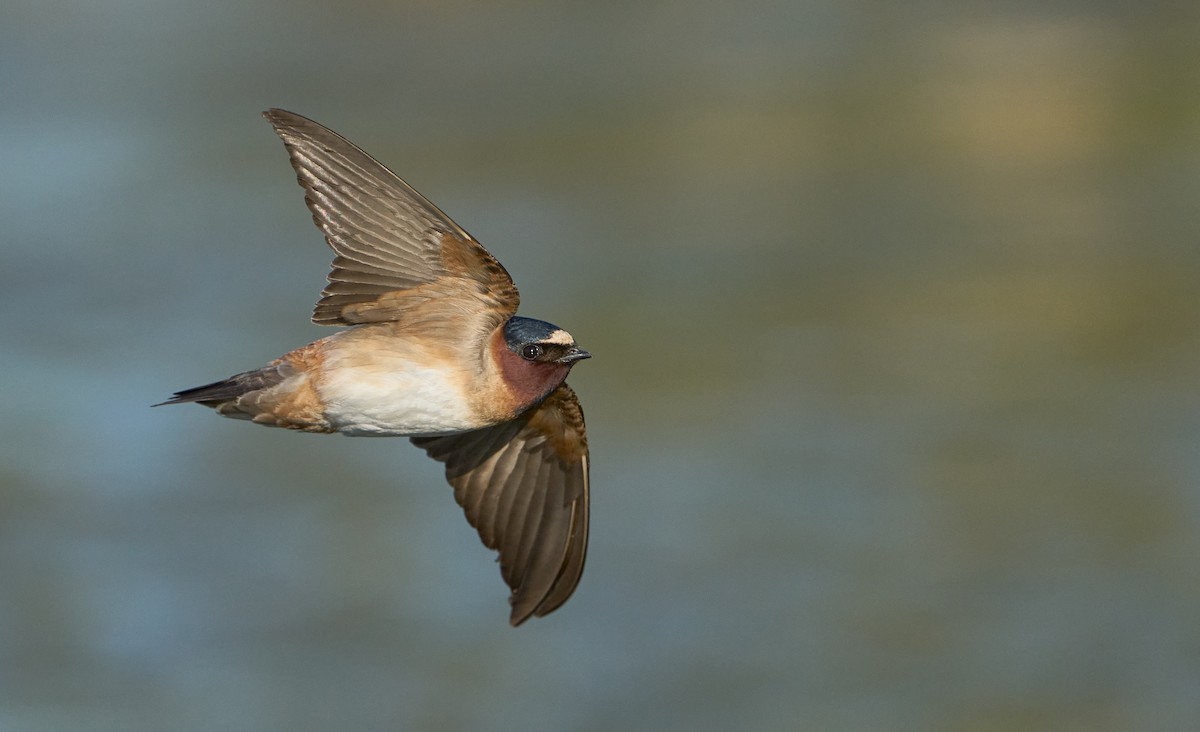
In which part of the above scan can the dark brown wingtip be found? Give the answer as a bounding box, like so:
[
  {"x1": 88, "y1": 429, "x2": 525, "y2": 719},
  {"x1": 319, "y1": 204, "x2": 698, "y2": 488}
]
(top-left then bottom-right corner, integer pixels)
[
  {"x1": 262, "y1": 109, "x2": 330, "y2": 144},
  {"x1": 509, "y1": 604, "x2": 533, "y2": 627},
  {"x1": 506, "y1": 580, "x2": 575, "y2": 627},
  {"x1": 262, "y1": 108, "x2": 305, "y2": 125}
]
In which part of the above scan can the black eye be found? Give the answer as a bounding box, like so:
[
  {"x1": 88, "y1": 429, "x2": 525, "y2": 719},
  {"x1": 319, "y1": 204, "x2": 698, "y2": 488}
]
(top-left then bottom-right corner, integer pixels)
[{"x1": 521, "y1": 344, "x2": 542, "y2": 361}]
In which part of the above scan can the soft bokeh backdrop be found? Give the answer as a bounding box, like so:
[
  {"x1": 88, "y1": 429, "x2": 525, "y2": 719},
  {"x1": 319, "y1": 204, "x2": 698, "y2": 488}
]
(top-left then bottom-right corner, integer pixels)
[{"x1": 3, "y1": 1, "x2": 1199, "y2": 730}]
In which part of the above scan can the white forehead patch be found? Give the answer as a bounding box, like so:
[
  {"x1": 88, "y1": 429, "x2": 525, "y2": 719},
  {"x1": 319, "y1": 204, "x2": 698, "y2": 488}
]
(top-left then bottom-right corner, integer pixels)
[{"x1": 543, "y1": 329, "x2": 575, "y2": 346}]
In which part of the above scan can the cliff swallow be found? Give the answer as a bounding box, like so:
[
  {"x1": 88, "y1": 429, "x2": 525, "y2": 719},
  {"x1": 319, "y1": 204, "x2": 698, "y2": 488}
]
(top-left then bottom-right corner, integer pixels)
[{"x1": 157, "y1": 109, "x2": 591, "y2": 626}]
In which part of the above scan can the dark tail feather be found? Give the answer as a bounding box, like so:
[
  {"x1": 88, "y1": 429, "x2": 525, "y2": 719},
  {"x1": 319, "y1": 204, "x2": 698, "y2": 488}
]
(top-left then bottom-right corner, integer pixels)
[{"x1": 153, "y1": 367, "x2": 285, "y2": 407}]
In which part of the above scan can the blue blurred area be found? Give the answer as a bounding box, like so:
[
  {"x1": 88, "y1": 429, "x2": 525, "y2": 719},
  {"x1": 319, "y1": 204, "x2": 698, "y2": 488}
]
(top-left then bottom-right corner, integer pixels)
[{"x1": 2, "y1": 2, "x2": 1199, "y2": 730}]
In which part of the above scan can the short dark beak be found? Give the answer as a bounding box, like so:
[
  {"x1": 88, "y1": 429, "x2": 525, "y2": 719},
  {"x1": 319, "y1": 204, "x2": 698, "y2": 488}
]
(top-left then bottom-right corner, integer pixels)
[{"x1": 556, "y1": 347, "x2": 591, "y2": 364}]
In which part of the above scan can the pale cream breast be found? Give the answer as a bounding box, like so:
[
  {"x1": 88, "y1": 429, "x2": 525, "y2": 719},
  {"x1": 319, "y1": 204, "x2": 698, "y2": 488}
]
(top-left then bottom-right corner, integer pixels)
[{"x1": 315, "y1": 328, "x2": 484, "y2": 436}]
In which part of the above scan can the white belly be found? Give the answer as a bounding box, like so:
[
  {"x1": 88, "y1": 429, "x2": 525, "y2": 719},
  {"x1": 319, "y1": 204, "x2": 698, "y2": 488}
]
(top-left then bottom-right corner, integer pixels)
[{"x1": 317, "y1": 358, "x2": 479, "y2": 437}]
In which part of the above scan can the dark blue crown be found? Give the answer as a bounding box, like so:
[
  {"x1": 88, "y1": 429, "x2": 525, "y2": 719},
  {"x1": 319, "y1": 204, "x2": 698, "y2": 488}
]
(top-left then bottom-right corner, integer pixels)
[{"x1": 503, "y1": 317, "x2": 562, "y2": 350}]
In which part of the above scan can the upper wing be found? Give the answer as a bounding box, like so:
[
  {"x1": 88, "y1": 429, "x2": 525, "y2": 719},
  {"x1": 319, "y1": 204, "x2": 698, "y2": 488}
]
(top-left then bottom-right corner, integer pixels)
[
  {"x1": 411, "y1": 384, "x2": 589, "y2": 626},
  {"x1": 263, "y1": 109, "x2": 519, "y2": 326}
]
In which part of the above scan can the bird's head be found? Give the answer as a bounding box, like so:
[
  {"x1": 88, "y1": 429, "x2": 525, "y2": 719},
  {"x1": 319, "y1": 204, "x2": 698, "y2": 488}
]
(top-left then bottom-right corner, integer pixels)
[{"x1": 494, "y1": 316, "x2": 590, "y2": 410}]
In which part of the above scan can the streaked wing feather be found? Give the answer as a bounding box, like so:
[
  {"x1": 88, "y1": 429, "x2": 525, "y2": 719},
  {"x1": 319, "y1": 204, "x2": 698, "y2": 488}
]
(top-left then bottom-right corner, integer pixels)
[
  {"x1": 538, "y1": 460, "x2": 589, "y2": 613},
  {"x1": 505, "y1": 450, "x2": 551, "y2": 592},
  {"x1": 411, "y1": 385, "x2": 589, "y2": 626},
  {"x1": 479, "y1": 442, "x2": 523, "y2": 547},
  {"x1": 262, "y1": 109, "x2": 518, "y2": 326}
]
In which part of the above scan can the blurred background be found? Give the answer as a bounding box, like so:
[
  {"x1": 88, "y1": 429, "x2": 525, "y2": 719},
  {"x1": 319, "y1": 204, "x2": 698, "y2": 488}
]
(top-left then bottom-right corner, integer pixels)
[{"x1": 3, "y1": 1, "x2": 1199, "y2": 730}]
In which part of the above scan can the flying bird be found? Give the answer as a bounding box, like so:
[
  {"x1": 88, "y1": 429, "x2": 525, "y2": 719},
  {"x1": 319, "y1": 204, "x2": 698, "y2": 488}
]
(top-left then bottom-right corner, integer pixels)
[{"x1": 157, "y1": 109, "x2": 591, "y2": 626}]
